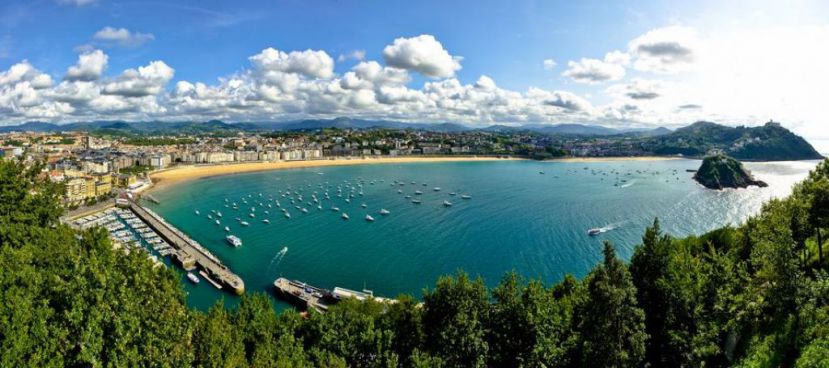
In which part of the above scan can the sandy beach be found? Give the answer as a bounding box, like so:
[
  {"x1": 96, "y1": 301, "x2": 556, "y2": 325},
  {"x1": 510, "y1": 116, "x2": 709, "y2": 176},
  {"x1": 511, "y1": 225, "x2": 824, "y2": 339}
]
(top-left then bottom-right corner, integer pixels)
[{"x1": 147, "y1": 155, "x2": 682, "y2": 192}]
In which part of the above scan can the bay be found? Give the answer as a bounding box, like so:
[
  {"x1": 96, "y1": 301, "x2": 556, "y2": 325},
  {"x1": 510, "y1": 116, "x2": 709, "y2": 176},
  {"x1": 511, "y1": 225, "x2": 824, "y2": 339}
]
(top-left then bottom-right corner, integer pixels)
[{"x1": 145, "y1": 159, "x2": 819, "y2": 311}]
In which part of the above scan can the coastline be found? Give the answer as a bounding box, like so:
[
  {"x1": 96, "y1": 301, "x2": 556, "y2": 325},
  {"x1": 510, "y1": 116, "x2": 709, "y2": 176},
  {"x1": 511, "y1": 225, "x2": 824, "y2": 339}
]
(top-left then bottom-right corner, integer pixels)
[{"x1": 146, "y1": 155, "x2": 682, "y2": 193}]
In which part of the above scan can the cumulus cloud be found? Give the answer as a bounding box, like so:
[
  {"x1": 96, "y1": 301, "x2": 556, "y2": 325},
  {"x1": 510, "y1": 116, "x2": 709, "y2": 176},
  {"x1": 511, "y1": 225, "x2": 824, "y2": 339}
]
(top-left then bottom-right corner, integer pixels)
[
  {"x1": 65, "y1": 50, "x2": 108, "y2": 81},
  {"x1": 629, "y1": 26, "x2": 697, "y2": 73},
  {"x1": 249, "y1": 47, "x2": 335, "y2": 79},
  {"x1": 543, "y1": 59, "x2": 557, "y2": 70},
  {"x1": 562, "y1": 51, "x2": 628, "y2": 84},
  {"x1": 382, "y1": 35, "x2": 462, "y2": 78},
  {"x1": 93, "y1": 27, "x2": 155, "y2": 47},
  {"x1": 103, "y1": 61, "x2": 174, "y2": 97}
]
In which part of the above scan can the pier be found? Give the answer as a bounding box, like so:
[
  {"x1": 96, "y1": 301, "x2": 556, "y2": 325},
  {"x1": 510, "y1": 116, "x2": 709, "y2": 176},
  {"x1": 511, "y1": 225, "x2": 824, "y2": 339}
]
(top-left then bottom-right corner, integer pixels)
[
  {"x1": 273, "y1": 278, "x2": 337, "y2": 313},
  {"x1": 129, "y1": 201, "x2": 245, "y2": 295},
  {"x1": 273, "y1": 278, "x2": 398, "y2": 313}
]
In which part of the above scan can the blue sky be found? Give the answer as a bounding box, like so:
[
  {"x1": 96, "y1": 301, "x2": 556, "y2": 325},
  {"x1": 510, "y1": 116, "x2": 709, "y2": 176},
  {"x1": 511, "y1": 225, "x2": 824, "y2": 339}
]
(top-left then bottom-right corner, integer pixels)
[{"x1": 1, "y1": 0, "x2": 828, "y2": 148}]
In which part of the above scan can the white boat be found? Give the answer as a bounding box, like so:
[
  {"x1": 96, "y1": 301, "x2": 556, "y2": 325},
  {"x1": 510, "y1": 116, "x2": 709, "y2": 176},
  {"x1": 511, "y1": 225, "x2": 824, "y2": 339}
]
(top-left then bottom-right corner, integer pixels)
[
  {"x1": 217, "y1": 211, "x2": 222, "y2": 217},
  {"x1": 331, "y1": 207, "x2": 340, "y2": 212},
  {"x1": 187, "y1": 272, "x2": 200, "y2": 284},
  {"x1": 587, "y1": 228, "x2": 604, "y2": 236},
  {"x1": 449, "y1": 192, "x2": 457, "y2": 196},
  {"x1": 215, "y1": 219, "x2": 220, "y2": 225},
  {"x1": 361, "y1": 203, "x2": 367, "y2": 208},
  {"x1": 433, "y1": 187, "x2": 441, "y2": 191},
  {"x1": 341, "y1": 213, "x2": 350, "y2": 220},
  {"x1": 379, "y1": 209, "x2": 390, "y2": 215},
  {"x1": 284, "y1": 212, "x2": 291, "y2": 218},
  {"x1": 414, "y1": 190, "x2": 423, "y2": 195},
  {"x1": 365, "y1": 214, "x2": 375, "y2": 222},
  {"x1": 301, "y1": 208, "x2": 309, "y2": 213},
  {"x1": 241, "y1": 221, "x2": 250, "y2": 226},
  {"x1": 194, "y1": 210, "x2": 200, "y2": 215},
  {"x1": 443, "y1": 200, "x2": 453, "y2": 207},
  {"x1": 412, "y1": 199, "x2": 422, "y2": 204},
  {"x1": 397, "y1": 189, "x2": 403, "y2": 194},
  {"x1": 207, "y1": 214, "x2": 213, "y2": 219},
  {"x1": 461, "y1": 195, "x2": 472, "y2": 199},
  {"x1": 249, "y1": 213, "x2": 255, "y2": 218},
  {"x1": 263, "y1": 219, "x2": 270, "y2": 224},
  {"x1": 226, "y1": 235, "x2": 243, "y2": 247},
  {"x1": 224, "y1": 226, "x2": 230, "y2": 232}
]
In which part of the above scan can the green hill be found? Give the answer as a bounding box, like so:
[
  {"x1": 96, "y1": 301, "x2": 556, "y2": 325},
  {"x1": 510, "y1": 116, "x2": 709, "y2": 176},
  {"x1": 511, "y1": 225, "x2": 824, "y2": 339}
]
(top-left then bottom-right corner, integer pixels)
[{"x1": 649, "y1": 121, "x2": 823, "y2": 161}]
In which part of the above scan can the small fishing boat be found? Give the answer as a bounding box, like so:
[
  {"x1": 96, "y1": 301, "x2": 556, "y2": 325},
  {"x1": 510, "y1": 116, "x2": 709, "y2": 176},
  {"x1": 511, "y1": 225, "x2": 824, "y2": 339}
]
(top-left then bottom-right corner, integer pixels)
[
  {"x1": 587, "y1": 228, "x2": 604, "y2": 236},
  {"x1": 412, "y1": 199, "x2": 422, "y2": 204},
  {"x1": 284, "y1": 212, "x2": 291, "y2": 219},
  {"x1": 361, "y1": 203, "x2": 367, "y2": 208},
  {"x1": 249, "y1": 213, "x2": 255, "y2": 218},
  {"x1": 433, "y1": 187, "x2": 441, "y2": 191},
  {"x1": 414, "y1": 190, "x2": 423, "y2": 195},
  {"x1": 331, "y1": 207, "x2": 340, "y2": 212}
]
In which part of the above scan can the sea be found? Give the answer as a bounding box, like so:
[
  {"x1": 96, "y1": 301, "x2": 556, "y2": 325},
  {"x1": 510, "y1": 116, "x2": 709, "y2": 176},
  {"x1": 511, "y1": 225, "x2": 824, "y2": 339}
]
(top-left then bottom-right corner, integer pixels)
[{"x1": 144, "y1": 159, "x2": 821, "y2": 311}]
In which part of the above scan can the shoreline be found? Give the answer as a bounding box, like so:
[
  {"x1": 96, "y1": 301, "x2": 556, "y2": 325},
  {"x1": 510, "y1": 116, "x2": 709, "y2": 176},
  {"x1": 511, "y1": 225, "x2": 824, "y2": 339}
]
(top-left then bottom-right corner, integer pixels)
[{"x1": 146, "y1": 155, "x2": 683, "y2": 193}]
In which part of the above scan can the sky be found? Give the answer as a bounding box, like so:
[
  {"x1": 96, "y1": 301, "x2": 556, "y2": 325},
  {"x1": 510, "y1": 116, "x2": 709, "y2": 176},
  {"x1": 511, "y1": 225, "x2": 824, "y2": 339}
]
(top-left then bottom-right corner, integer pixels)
[{"x1": 1, "y1": 0, "x2": 828, "y2": 148}]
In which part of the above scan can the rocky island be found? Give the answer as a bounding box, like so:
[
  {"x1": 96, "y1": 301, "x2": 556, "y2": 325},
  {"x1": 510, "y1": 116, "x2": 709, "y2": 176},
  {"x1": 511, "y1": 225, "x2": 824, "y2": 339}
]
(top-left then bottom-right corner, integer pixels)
[{"x1": 693, "y1": 154, "x2": 769, "y2": 189}]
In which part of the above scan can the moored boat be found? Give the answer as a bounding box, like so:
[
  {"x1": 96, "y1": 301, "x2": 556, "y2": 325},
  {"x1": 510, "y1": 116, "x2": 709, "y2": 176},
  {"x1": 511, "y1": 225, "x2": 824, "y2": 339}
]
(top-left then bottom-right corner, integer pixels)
[
  {"x1": 226, "y1": 235, "x2": 243, "y2": 247},
  {"x1": 187, "y1": 272, "x2": 200, "y2": 284}
]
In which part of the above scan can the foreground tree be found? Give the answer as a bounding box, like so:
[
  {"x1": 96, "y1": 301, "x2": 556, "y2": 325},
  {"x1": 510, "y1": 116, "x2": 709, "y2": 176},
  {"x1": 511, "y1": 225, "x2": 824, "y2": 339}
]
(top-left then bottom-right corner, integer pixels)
[{"x1": 577, "y1": 241, "x2": 647, "y2": 367}]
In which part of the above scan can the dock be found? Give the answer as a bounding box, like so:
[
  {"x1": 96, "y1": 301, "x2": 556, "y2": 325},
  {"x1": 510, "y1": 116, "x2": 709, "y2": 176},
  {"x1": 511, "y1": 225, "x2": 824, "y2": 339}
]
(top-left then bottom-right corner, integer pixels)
[
  {"x1": 129, "y1": 201, "x2": 245, "y2": 295},
  {"x1": 273, "y1": 278, "x2": 336, "y2": 313},
  {"x1": 273, "y1": 277, "x2": 397, "y2": 313}
]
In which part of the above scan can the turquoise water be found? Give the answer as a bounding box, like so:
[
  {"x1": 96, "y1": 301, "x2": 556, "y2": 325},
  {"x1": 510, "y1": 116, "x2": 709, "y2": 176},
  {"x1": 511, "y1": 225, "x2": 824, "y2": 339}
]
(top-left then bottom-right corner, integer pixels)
[{"x1": 145, "y1": 159, "x2": 818, "y2": 311}]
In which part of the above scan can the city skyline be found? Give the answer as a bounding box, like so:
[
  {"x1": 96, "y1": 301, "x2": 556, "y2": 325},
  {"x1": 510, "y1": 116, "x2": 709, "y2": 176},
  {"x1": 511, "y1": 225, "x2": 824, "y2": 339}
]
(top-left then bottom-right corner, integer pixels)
[{"x1": 1, "y1": 0, "x2": 828, "y2": 146}]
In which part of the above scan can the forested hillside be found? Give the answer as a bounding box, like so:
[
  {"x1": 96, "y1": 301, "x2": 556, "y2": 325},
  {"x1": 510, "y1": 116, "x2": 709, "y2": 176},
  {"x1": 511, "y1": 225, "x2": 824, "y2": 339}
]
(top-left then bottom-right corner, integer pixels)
[{"x1": 0, "y1": 158, "x2": 828, "y2": 367}]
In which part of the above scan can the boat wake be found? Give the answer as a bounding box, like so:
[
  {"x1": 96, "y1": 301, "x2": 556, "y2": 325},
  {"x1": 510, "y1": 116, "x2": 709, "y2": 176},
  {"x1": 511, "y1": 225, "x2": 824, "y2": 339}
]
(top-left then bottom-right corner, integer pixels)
[
  {"x1": 267, "y1": 247, "x2": 289, "y2": 272},
  {"x1": 587, "y1": 221, "x2": 624, "y2": 236}
]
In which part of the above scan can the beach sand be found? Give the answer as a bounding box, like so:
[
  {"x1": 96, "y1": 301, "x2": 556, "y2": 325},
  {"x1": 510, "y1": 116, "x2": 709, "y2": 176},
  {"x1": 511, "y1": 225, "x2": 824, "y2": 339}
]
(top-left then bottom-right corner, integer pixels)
[{"x1": 147, "y1": 155, "x2": 682, "y2": 192}]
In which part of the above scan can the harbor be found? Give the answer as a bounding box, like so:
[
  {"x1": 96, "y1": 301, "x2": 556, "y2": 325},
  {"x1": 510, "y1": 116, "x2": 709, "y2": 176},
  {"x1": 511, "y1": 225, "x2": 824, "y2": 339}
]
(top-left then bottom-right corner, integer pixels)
[
  {"x1": 67, "y1": 198, "x2": 245, "y2": 296},
  {"x1": 129, "y1": 201, "x2": 245, "y2": 295}
]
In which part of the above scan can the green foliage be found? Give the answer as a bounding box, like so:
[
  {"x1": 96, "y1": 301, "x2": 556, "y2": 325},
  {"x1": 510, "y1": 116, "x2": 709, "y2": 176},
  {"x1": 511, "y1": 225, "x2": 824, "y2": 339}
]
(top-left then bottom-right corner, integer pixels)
[{"x1": 576, "y1": 241, "x2": 647, "y2": 367}]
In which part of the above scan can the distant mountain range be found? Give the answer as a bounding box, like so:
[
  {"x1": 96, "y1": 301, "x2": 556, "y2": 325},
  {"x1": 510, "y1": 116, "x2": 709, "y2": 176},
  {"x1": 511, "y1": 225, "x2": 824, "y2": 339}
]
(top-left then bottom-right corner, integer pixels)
[
  {"x1": 0, "y1": 117, "x2": 670, "y2": 136},
  {"x1": 1, "y1": 118, "x2": 822, "y2": 161}
]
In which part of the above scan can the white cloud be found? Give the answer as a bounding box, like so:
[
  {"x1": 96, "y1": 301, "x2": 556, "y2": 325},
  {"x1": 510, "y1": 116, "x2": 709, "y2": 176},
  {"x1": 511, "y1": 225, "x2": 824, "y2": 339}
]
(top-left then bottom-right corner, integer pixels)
[
  {"x1": 65, "y1": 50, "x2": 108, "y2": 81},
  {"x1": 338, "y1": 50, "x2": 366, "y2": 62},
  {"x1": 249, "y1": 48, "x2": 335, "y2": 79},
  {"x1": 629, "y1": 25, "x2": 697, "y2": 73},
  {"x1": 103, "y1": 60, "x2": 174, "y2": 97},
  {"x1": 562, "y1": 52, "x2": 627, "y2": 84},
  {"x1": 382, "y1": 35, "x2": 462, "y2": 78},
  {"x1": 93, "y1": 27, "x2": 155, "y2": 47},
  {"x1": 543, "y1": 59, "x2": 557, "y2": 70},
  {"x1": 606, "y1": 79, "x2": 662, "y2": 100}
]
